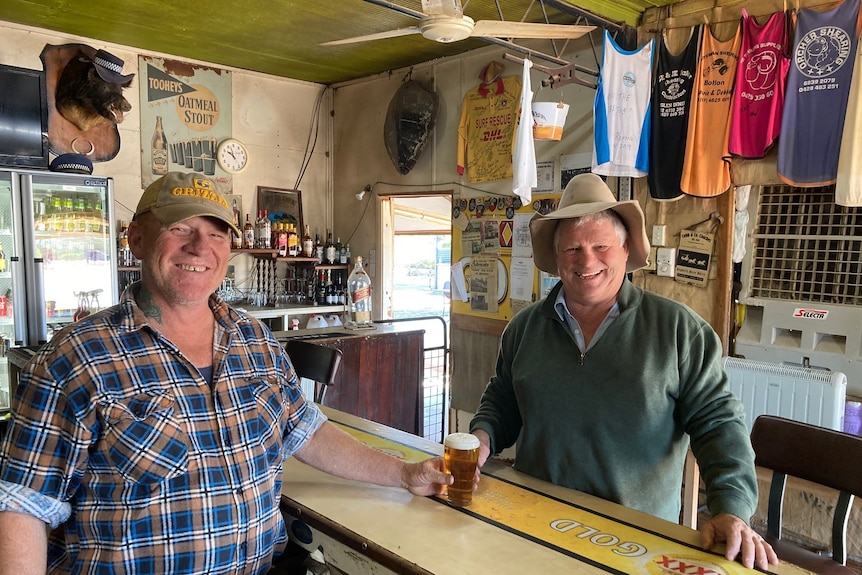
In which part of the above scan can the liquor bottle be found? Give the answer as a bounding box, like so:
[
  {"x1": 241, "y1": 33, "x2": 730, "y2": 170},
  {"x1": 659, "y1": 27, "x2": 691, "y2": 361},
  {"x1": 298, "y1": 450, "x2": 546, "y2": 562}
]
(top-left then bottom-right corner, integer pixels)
[
  {"x1": 314, "y1": 233, "x2": 324, "y2": 261},
  {"x1": 315, "y1": 270, "x2": 327, "y2": 305},
  {"x1": 335, "y1": 236, "x2": 343, "y2": 262},
  {"x1": 339, "y1": 241, "x2": 348, "y2": 264},
  {"x1": 287, "y1": 224, "x2": 300, "y2": 257},
  {"x1": 231, "y1": 229, "x2": 243, "y2": 250},
  {"x1": 324, "y1": 230, "x2": 336, "y2": 264},
  {"x1": 243, "y1": 214, "x2": 255, "y2": 249},
  {"x1": 123, "y1": 228, "x2": 133, "y2": 266},
  {"x1": 302, "y1": 224, "x2": 314, "y2": 258},
  {"x1": 335, "y1": 271, "x2": 346, "y2": 305},
  {"x1": 344, "y1": 243, "x2": 351, "y2": 265},
  {"x1": 276, "y1": 223, "x2": 289, "y2": 257},
  {"x1": 325, "y1": 270, "x2": 335, "y2": 305},
  {"x1": 347, "y1": 256, "x2": 373, "y2": 327},
  {"x1": 151, "y1": 116, "x2": 168, "y2": 175},
  {"x1": 260, "y1": 210, "x2": 271, "y2": 249}
]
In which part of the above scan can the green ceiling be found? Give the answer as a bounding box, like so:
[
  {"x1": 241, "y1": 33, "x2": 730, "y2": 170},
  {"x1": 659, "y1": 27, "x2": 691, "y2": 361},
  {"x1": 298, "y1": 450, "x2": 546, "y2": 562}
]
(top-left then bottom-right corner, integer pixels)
[{"x1": 0, "y1": 0, "x2": 677, "y2": 85}]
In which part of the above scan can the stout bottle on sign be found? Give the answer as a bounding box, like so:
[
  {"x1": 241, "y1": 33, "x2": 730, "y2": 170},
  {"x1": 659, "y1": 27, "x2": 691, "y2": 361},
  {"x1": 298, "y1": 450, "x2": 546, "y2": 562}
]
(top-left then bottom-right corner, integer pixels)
[
  {"x1": 347, "y1": 256, "x2": 372, "y2": 327},
  {"x1": 151, "y1": 116, "x2": 168, "y2": 175}
]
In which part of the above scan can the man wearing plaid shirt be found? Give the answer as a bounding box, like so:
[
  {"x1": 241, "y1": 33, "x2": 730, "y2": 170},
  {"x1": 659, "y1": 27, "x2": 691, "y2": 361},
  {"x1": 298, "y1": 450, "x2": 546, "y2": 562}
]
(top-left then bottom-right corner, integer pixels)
[{"x1": 0, "y1": 172, "x2": 451, "y2": 574}]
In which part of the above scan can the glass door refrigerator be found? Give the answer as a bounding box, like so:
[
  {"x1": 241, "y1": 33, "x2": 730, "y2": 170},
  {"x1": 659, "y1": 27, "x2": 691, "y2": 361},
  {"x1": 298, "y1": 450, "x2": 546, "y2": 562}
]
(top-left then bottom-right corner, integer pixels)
[{"x1": 0, "y1": 168, "x2": 117, "y2": 410}]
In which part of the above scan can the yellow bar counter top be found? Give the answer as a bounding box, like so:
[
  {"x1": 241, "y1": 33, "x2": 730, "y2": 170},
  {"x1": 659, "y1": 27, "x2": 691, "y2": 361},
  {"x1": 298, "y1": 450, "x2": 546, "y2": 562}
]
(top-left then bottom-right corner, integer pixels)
[{"x1": 280, "y1": 407, "x2": 814, "y2": 575}]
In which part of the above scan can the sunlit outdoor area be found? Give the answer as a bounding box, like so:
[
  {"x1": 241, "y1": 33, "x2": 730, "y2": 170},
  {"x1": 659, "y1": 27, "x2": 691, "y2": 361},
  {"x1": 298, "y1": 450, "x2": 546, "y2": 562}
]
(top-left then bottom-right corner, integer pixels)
[{"x1": 393, "y1": 234, "x2": 450, "y2": 322}]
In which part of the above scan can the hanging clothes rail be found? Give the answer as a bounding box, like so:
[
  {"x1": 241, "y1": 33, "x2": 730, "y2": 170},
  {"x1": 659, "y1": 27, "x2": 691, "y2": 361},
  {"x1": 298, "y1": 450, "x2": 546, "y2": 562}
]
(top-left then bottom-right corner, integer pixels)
[{"x1": 502, "y1": 53, "x2": 598, "y2": 90}]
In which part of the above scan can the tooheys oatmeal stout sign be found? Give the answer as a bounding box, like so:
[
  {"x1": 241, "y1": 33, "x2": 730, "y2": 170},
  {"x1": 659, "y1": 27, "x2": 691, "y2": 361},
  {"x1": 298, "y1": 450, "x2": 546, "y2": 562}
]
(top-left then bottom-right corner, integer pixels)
[{"x1": 138, "y1": 56, "x2": 233, "y2": 189}]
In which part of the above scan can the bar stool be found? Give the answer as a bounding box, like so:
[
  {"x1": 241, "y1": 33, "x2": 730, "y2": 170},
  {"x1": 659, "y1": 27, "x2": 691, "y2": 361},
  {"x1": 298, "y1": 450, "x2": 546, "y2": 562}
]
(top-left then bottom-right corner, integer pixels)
[
  {"x1": 750, "y1": 415, "x2": 862, "y2": 574},
  {"x1": 284, "y1": 339, "x2": 343, "y2": 404}
]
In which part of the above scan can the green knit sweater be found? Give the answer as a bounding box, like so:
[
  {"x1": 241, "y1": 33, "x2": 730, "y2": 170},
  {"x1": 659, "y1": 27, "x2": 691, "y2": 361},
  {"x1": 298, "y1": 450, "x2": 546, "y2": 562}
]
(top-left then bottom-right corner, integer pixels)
[{"x1": 470, "y1": 279, "x2": 757, "y2": 523}]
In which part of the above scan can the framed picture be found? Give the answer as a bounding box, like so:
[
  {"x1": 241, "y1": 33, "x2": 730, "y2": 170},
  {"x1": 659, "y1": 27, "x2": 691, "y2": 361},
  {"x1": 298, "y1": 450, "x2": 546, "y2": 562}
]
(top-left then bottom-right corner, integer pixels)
[
  {"x1": 224, "y1": 193, "x2": 243, "y2": 231},
  {"x1": 257, "y1": 186, "x2": 303, "y2": 231}
]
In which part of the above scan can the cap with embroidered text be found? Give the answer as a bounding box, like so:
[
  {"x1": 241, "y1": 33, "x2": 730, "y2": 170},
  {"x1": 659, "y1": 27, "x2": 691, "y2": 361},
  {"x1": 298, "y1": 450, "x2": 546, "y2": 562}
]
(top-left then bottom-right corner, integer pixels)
[{"x1": 135, "y1": 172, "x2": 241, "y2": 237}]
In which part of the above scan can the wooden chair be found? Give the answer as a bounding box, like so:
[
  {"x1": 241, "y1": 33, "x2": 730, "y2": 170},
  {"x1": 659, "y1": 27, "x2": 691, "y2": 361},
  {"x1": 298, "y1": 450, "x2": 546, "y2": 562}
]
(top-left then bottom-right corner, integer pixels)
[
  {"x1": 749, "y1": 415, "x2": 862, "y2": 574},
  {"x1": 284, "y1": 339, "x2": 343, "y2": 404}
]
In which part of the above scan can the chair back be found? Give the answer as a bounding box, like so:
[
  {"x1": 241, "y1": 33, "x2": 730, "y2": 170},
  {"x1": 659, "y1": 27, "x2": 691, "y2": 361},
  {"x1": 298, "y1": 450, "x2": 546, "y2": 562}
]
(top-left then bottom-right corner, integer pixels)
[
  {"x1": 285, "y1": 339, "x2": 343, "y2": 404},
  {"x1": 750, "y1": 414, "x2": 862, "y2": 573}
]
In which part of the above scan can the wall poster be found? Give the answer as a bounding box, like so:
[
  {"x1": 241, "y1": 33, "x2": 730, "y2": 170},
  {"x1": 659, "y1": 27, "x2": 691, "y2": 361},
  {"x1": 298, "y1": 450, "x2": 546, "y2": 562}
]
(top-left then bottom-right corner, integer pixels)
[{"x1": 138, "y1": 57, "x2": 232, "y2": 190}]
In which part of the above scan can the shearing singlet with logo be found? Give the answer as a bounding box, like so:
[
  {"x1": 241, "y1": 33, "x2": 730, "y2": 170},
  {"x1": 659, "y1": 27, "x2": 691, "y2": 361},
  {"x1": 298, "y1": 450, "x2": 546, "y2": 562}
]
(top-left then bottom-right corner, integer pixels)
[
  {"x1": 777, "y1": 0, "x2": 859, "y2": 187},
  {"x1": 648, "y1": 28, "x2": 700, "y2": 201},
  {"x1": 680, "y1": 24, "x2": 742, "y2": 197},
  {"x1": 728, "y1": 9, "x2": 790, "y2": 159},
  {"x1": 593, "y1": 29, "x2": 654, "y2": 177}
]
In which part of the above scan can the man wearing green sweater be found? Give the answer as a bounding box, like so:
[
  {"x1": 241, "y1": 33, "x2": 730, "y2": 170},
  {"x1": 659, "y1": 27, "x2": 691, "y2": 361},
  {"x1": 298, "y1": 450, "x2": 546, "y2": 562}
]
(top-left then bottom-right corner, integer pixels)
[{"x1": 469, "y1": 173, "x2": 778, "y2": 570}]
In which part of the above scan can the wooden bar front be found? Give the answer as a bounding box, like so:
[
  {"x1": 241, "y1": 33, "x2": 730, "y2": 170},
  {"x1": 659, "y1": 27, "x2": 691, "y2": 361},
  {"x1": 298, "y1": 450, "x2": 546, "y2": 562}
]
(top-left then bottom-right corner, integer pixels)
[{"x1": 277, "y1": 326, "x2": 424, "y2": 435}]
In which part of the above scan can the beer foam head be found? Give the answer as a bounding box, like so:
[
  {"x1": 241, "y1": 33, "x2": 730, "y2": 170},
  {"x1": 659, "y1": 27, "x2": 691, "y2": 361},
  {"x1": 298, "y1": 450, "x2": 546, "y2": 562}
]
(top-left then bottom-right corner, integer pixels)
[
  {"x1": 444, "y1": 432, "x2": 480, "y2": 450},
  {"x1": 135, "y1": 171, "x2": 240, "y2": 236}
]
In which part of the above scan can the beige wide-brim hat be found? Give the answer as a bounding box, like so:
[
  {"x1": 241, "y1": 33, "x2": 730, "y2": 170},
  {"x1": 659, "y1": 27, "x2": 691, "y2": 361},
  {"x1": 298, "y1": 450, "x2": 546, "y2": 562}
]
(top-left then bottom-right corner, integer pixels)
[{"x1": 529, "y1": 173, "x2": 650, "y2": 275}]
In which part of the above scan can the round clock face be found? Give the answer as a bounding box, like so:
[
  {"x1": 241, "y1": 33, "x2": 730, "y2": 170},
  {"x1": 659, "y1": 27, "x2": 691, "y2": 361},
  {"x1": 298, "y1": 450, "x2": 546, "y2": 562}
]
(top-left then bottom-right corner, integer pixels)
[{"x1": 217, "y1": 139, "x2": 249, "y2": 173}]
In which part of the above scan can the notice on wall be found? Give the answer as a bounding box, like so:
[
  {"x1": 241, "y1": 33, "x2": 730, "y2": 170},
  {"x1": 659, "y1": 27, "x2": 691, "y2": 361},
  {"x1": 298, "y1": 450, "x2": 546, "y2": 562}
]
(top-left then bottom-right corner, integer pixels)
[
  {"x1": 510, "y1": 257, "x2": 535, "y2": 302},
  {"x1": 460, "y1": 220, "x2": 482, "y2": 256},
  {"x1": 470, "y1": 256, "x2": 499, "y2": 314},
  {"x1": 674, "y1": 230, "x2": 714, "y2": 287}
]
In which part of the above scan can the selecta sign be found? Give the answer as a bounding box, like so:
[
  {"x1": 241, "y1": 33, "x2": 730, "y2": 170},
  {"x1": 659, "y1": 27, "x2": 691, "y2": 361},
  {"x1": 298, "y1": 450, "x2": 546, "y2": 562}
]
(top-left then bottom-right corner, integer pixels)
[{"x1": 793, "y1": 308, "x2": 829, "y2": 319}]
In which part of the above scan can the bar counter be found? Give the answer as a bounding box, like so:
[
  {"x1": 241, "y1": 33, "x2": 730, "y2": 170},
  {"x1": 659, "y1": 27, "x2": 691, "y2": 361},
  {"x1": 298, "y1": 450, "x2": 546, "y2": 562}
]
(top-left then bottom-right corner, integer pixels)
[{"x1": 281, "y1": 407, "x2": 815, "y2": 575}]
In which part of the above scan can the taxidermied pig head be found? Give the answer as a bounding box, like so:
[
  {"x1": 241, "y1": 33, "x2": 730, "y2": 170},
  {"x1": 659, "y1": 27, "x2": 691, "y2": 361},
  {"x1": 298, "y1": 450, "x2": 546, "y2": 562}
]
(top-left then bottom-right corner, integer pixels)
[{"x1": 55, "y1": 49, "x2": 134, "y2": 133}]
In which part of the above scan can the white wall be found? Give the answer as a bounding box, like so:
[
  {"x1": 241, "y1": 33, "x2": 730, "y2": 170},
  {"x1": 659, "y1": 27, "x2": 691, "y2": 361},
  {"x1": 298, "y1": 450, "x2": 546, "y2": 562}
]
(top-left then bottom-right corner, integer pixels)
[{"x1": 0, "y1": 20, "x2": 332, "y2": 291}]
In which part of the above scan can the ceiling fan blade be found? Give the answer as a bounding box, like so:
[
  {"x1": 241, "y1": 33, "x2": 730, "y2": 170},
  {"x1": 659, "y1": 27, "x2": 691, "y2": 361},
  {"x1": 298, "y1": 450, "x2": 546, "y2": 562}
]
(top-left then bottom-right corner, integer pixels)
[
  {"x1": 320, "y1": 26, "x2": 421, "y2": 46},
  {"x1": 470, "y1": 21, "x2": 595, "y2": 39}
]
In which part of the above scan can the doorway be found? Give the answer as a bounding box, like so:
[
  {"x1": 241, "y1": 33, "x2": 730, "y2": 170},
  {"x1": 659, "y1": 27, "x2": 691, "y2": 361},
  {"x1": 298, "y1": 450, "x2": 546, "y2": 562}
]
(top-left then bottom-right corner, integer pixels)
[{"x1": 378, "y1": 193, "x2": 452, "y2": 441}]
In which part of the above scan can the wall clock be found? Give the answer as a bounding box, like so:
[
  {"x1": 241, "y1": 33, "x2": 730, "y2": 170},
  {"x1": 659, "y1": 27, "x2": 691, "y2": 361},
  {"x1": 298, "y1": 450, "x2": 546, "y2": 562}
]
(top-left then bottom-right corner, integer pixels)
[{"x1": 217, "y1": 138, "x2": 249, "y2": 173}]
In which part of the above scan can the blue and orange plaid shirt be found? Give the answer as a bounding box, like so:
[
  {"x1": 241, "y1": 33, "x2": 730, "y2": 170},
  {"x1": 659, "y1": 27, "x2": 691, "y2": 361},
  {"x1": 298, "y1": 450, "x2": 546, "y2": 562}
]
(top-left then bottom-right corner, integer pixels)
[{"x1": 0, "y1": 286, "x2": 325, "y2": 574}]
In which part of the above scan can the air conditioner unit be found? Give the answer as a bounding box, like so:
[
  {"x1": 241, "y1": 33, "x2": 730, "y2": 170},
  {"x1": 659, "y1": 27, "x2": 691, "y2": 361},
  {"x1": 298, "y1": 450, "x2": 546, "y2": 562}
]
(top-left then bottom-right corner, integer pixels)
[{"x1": 735, "y1": 185, "x2": 862, "y2": 398}]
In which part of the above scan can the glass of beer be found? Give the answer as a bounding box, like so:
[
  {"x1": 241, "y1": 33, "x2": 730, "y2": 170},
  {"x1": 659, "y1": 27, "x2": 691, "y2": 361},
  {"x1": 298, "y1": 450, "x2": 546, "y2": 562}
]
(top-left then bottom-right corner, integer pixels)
[{"x1": 443, "y1": 432, "x2": 480, "y2": 507}]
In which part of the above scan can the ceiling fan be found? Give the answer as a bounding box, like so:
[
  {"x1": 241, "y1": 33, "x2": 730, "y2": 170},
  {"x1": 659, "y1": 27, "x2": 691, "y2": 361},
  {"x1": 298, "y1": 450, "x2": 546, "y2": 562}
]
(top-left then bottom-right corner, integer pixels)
[{"x1": 321, "y1": 0, "x2": 595, "y2": 46}]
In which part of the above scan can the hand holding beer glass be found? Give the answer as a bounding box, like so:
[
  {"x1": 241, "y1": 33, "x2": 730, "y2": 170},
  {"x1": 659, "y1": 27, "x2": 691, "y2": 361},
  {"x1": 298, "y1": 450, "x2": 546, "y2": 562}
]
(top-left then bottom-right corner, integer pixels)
[{"x1": 443, "y1": 433, "x2": 480, "y2": 507}]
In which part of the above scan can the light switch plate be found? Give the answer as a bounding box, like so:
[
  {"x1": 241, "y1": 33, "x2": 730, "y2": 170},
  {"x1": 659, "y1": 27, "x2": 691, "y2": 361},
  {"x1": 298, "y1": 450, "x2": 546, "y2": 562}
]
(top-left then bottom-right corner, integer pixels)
[{"x1": 652, "y1": 224, "x2": 667, "y2": 247}]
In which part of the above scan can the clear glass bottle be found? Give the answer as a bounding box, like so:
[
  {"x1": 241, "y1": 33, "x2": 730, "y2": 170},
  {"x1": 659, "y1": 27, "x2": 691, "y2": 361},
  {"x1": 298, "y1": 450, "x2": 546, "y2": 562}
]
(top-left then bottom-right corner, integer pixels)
[{"x1": 347, "y1": 256, "x2": 372, "y2": 327}]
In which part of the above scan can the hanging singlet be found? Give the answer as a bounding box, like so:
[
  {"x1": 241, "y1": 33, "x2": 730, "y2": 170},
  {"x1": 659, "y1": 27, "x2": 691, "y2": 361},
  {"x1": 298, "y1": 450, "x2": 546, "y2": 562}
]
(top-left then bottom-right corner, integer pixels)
[
  {"x1": 648, "y1": 27, "x2": 700, "y2": 201},
  {"x1": 777, "y1": 0, "x2": 859, "y2": 187},
  {"x1": 836, "y1": 35, "x2": 862, "y2": 206},
  {"x1": 728, "y1": 9, "x2": 790, "y2": 159},
  {"x1": 593, "y1": 30, "x2": 654, "y2": 177},
  {"x1": 680, "y1": 24, "x2": 742, "y2": 198}
]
